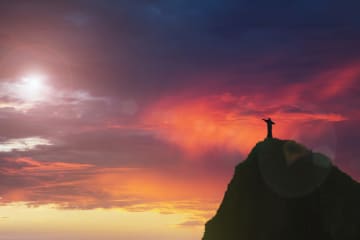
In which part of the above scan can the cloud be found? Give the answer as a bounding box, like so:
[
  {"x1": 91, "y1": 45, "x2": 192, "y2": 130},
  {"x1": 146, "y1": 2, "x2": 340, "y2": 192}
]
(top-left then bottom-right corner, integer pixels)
[
  {"x1": 0, "y1": 77, "x2": 109, "y2": 112},
  {"x1": 142, "y1": 91, "x2": 346, "y2": 155},
  {"x1": 0, "y1": 137, "x2": 52, "y2": 152},
  {"x1": 0, "y1": 1, "x2": 359, "y2": 229},
  {"x1": 176, "y1": 219, "x2": 204, "y2": 228},
  {"x1": 64, "y1": 12, "x2": 91, "y2": 27},
  {"x1": 0, "y1": 155, "x2": 221, "y2": 223}
]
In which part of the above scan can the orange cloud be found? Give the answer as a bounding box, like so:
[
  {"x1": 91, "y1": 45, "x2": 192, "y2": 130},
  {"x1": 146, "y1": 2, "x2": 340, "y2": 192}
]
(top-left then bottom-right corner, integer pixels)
[
  {"x1": 143, "y1": 92, "x2": 345, "y2": 156},
  {"x1": 320, "y1": 65, "x2": 360, "y2": 99},
  {"x1": 2, "y1": 157, "x2": 93, "y2": 175},
  {"x1": 0, "y1": 157, "x2": 221, "y2": 223},
  {"x1": 281, "y1": 62, "x2": 360, "y2": 103},
  {"x1": 143, "y1": 96, "x2": 262, "y2": 155}
]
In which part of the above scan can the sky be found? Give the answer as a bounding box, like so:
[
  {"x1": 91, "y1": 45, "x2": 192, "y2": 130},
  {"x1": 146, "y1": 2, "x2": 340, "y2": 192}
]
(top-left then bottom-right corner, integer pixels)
[{"x1": 0, "y1": 0, "x2": 359, "y2": 239}]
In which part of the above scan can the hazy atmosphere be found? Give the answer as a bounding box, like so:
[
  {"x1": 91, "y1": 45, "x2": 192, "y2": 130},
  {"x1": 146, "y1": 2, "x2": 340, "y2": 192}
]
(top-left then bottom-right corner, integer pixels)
[{"x1": 0, "y1": 1, "x2": 359, "y2": 239}]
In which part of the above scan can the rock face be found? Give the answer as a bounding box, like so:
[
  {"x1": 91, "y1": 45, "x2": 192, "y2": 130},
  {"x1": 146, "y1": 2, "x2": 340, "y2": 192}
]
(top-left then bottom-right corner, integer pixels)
[{"x1": 203, "y1": 138, "x2": 360, "y2": 240}]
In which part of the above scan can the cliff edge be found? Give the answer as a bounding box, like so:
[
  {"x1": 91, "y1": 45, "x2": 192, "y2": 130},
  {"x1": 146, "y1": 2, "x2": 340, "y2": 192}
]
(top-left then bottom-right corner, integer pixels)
[{"x1": 203, "y1": 138, "x2": 360, "y2": 240}]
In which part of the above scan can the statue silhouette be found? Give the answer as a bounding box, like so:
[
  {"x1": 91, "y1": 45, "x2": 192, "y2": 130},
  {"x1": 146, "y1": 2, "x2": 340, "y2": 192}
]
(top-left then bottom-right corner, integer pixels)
[{"x1": 262, "y1": 118, "x2": 275, "y2": 138}]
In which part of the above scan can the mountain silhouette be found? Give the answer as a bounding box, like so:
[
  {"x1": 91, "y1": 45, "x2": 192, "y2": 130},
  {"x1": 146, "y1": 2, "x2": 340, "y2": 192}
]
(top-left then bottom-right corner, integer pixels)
[{"x1": 203, "y1": 138, "x2": 360, "y2": 240}]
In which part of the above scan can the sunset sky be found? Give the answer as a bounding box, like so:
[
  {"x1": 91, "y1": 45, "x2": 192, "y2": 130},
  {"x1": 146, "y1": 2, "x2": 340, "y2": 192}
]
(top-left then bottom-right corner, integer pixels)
[{"x1": 0, "y1": 1, "x2": 360, "y2": 239}]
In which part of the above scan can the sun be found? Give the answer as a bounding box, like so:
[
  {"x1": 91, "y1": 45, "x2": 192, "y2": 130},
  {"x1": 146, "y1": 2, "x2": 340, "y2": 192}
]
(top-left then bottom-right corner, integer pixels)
[{"x1": 18, "y1": 74, "x2": 48, "y2": 102}]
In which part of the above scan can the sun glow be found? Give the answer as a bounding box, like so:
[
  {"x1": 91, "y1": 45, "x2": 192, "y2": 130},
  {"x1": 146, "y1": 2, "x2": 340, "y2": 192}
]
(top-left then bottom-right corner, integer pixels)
[{"x1": 18, "y1": 74, "x2": 49, "y2": 102}]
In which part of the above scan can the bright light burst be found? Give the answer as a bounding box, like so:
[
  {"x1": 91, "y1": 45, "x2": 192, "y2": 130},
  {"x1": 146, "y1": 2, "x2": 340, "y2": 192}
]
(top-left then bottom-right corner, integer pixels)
[{"x1": 19, "y1": 74, "x2": 48, "y2": 102}]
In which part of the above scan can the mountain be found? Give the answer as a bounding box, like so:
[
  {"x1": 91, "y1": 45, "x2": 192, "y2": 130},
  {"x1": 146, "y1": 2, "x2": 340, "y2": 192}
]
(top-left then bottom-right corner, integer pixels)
[{"x1": 202, "y1": 138, "x2": 360, "y2": 240}]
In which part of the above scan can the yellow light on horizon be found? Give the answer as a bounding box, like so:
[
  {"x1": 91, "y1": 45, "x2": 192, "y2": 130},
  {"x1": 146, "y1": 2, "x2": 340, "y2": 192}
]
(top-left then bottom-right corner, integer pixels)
[{"x1": 0, "y1": 203, "x2": 202, "y2": 240}]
